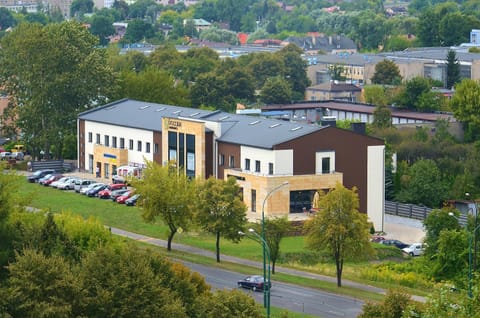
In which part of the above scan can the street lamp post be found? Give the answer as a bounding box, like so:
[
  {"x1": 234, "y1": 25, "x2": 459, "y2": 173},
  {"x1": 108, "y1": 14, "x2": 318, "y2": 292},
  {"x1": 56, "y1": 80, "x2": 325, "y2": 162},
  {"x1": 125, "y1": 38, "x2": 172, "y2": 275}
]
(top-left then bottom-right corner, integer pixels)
[
  {"x1": 238, "y1": 229, "x2": 272, "y2": 318},
  {"x1": 261, "y1": 182, "x2": 288, "y2": 312}
]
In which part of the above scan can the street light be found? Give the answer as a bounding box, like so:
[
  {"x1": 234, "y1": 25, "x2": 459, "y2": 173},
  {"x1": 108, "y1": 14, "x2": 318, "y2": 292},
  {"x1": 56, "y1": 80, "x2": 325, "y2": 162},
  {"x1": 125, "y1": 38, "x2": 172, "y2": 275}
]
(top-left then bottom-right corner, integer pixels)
[
  {"x1": 449, "y1": 212, "x2": 480, "y2": 298},
  {"x1": 239, "y1": 229, "x2": 272, "y2": 318},
  {"x1": 261, "y1": 182, "x2": 288, "y2": 314},
  {"x1": 466, "y1": 192, "x2": 478, "y2": 272}
]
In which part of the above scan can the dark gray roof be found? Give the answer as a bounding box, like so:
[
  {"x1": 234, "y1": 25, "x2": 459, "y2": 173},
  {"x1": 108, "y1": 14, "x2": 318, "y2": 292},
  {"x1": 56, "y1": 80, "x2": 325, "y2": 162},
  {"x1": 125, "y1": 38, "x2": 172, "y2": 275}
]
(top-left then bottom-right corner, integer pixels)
[
  {"x1": 284, "y1": 35, "x2": 357, "y2": 52},
  {"x1": 79, "y1": 99, "x2": 325, "y2": 149},
  {"x1": 378, "y1": 48, "x2": 480, "y2": 63},
  {"x1": 307, "y1": 82, "x2": 362, "y2": 92}
]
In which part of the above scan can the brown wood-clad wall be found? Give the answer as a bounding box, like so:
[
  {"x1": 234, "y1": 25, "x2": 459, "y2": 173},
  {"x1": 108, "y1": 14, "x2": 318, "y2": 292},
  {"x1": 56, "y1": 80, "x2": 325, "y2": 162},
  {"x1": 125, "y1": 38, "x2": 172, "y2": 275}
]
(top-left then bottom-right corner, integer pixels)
[{"x1": 217, "y1": 142, "x2": 241, "y2": 180}]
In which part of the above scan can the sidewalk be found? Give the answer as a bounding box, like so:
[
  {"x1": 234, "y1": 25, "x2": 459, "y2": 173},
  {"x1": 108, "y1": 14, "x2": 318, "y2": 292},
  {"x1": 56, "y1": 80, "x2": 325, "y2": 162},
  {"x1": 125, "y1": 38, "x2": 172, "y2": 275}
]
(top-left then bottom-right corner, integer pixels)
[{"x1": 109, "y1": 227, "x2": 426, "y2": 303}]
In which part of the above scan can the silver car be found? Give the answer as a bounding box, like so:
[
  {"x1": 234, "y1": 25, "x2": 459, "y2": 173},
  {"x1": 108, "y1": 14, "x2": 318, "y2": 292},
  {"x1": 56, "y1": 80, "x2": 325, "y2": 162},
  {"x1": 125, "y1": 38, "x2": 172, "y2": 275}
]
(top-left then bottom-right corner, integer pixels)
[{"x1": 74, "y1": 179, "x2": 95, "y2": 193}]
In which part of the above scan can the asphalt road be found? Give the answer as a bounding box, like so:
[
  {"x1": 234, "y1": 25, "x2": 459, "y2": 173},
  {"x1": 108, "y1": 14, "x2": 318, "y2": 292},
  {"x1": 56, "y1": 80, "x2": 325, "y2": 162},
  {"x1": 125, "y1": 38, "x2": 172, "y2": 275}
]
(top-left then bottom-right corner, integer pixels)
[{"x1": 184, "y1": 261, "x2": 364, "y2": 318}]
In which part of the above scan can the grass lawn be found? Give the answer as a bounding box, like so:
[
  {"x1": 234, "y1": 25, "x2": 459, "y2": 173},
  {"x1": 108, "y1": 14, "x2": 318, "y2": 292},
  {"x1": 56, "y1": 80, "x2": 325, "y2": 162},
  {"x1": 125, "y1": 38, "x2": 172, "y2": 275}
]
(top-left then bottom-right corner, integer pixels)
[{"x1": 18, "y1": 175, "x2": 430, "y2": 300}]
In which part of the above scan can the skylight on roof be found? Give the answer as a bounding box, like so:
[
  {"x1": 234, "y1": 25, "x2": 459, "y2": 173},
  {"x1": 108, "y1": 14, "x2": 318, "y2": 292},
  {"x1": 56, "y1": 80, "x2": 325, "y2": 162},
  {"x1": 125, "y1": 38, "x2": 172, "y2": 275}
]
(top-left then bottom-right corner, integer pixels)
[
  {"x1": 139, "y1": 105, "x2": 150, "y2": 110},
  {"x1": 105, "y1": 106, "x2": 116, "y2": 110},
  {"x1": 155, "y1": 107, "x2": 166, "y2": 112},
  {"x1": 190, "y1": 112, "x2": 200, "y2": 117},
  {"x1": 249, "y1": 120, "x2": 261, "y2": 125},
  {"x1": 173, "y1": 110, "x2": 182, "y2": 114},
  {"x1": 290, "y1": 126, "x2": 302, "y2": 131},
  {"x1": 219, "y1": 115, "x2": 230, "y2": 121},
  {"x1": 269, "y1": 123, "x2": 281, "y2": 128}
]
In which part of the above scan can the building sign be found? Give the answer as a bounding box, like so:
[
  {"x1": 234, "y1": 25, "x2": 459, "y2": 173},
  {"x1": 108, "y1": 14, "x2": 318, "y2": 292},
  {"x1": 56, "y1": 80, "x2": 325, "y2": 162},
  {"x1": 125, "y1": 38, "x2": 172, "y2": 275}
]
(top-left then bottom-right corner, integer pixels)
[
  {"x1": 104, "y1": 153, "x2": 117, "y2": 159},
  {"x1": 168, "y1": 119, "x2": 182, "y2": 129}
]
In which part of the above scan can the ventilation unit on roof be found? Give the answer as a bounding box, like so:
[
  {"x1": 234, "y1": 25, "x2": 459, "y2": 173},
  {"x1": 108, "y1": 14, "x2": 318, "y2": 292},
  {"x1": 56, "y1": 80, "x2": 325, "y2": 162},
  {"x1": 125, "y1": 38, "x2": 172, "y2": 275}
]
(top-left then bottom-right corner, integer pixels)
[
  {"x1": 173, "y1": 110, "x2": 182, "y2": 114},
  {"x1": 219, "y1": 115, "x2": 230, "y2": 121},
  {"x1": 269, "y1": 123, "x2": 281, "y2": 128},
  {"x1": 249, "y1": 120, "x2": 261, "y2": 125},
  {"x1": 190, "y1": 112, "x2": 200, "y2": 117},
  {"x1": 290, "y1": 126, "x2": 302, "y2": 131},
  {"x1": 105, "y1": 106, "x2": 116, "y2": 110},
  {"x1": 155, "y1": 107, "x2": 166, "y2": 112},
  {"x1": 139, "y1": 105, "x2": 150, "y2": 110}
]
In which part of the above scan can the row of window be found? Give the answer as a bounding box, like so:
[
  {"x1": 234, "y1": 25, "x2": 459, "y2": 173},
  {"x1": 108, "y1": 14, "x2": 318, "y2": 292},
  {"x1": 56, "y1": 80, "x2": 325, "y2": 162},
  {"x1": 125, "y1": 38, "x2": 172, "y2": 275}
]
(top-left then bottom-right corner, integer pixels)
[
  {"x1": 88, "y1": 132, "x2": 158, "y2": 153},
  {"x1": 218, "y1": 154, "x2": 274, "y2": 175}
]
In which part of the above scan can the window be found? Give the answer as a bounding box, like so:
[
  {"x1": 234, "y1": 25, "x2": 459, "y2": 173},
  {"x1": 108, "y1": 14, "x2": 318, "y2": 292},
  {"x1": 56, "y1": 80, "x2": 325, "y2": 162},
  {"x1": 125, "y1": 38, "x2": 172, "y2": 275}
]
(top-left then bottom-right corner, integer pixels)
[
  {"x1": 255, "y1": 160, "x2": 261, "y2": 172},
  {"x1": 137, "y1": 141, "x2": 142, "y2": 152},
  {"x1": 88, "y1": 132, "x2": 92, "y2": 143},
  {"x1": 129, "y1": 139, "x2": 133, "y2": 150},
  {"x1": 154, "y1": 143, "x2": 159, "y2": 154},
  {"x1": 219, "y1": 154, "x2": 225, "y2": 166},
  {"x1": 146, "y1": 142, "x2": 150, "y2": 153},
  {"x1": 229, "y1": 155, "x2": 235, "y2": 168},
  {"x1": 322, "y1": 157, "x2": 330, "y2": 174},
  {"x1": 112, "y1": 137, "x2": 117, "y2": 148},
  {"x1": 245, "y1": 159, "x2": 250, "y2": 171},
  {"x1": 251, "y1": 189, "x2": 256, "y2": 212},
  {"x1": 120, "y1": 138, "x2": 125, "y2": 149},
  {"x1": 96, "y1": 134, "x2": 100, "y2": 144},
  {"x1": 269, "y1": 163, "x2": 274, "y2": 175},
  {"x1": 104, "y1": 135, "x2": 109, "y2": 147}
]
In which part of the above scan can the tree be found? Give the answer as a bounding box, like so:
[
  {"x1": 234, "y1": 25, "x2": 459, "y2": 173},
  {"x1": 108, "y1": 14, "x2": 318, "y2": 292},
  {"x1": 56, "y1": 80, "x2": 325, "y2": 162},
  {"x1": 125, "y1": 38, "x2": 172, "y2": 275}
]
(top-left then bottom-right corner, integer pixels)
[
  {"x1": 0, "y1": 22, "x2": 115, "y2": 159},
  {"x1": 260, "y1": 76, "x2": 292, "y2": 104},
  {"x1": 0, "y1": 164, "x2": 25, "y2": 224},
  {"x1": 449, "y1": 79, "x2": 480, "y2": 141},
  {"x1": 130, "y1": 161, "x2": 196, "y2": 251},
  {"x1": 372, "y1": 105, "x2": 392, "y2": 129},
  {"x1": 252, "y1": 217, "x2": 290, "y2": 274},
  {"x1": 122, "y1": 18, "x2": 154, "y2": 43},
  {"x1": 196, "y1": 177, "x2": 247, "y2": 262},
  {"x1": 396, "y1": 76, "x2": 431, "y2": 110},
  {"x1": 446, "y1": 49, "x2": 461, "y2": 89},
  {"x1": 417, "y1": 8, "x2": 441, "y2": 46},
  {"x1": 439, "y1": 12, "x2": 480, "y2": 46},
  {"x1": 0, "y1": 7, "x2": 16, "y2": 30},
  {"x1": 328, "y1": 63, "x2": 346, "y2": 81},
  {"x1": 359, "y1": 289, "x2": 422, "y2": 318},
  {"x1": 248, "y1": 52, "x2": 285, "y2": 89},
  {"x1": 89, "y1": 14, "x2": 115, "y2": 46},
  {"x1": 304, "y1": 183, "x2": 374, "y2": 287},
  {"x1": 70, "y1": 0, "x2": 94, "y2": 18},
  {"x1": 423, "y1": 208, "x2": 462, "y2": 258},
  {"x1": 276, "y1": 44, "x2": 311, "y2": 98},
  {"x1": 193, "y1": 289, "x2": 263, "y2": 318},
  {"x1": 371, "y1": 59, "x2": 402, "y2": 85},
  {"x1": 363, "y1": 85, "x2": 389, "y2": 106}
]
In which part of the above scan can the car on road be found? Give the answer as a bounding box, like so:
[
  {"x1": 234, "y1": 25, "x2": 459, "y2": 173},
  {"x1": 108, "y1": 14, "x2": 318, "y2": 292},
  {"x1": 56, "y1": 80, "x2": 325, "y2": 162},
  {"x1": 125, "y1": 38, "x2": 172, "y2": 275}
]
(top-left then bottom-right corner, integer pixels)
[
  {"x1": 74, "y1": 179, "x2": 95, "y2": 193},
  {"x1": 51, "y1": 176, "x2": 71, "y2": 188},
  {"x1": 57, "y1": 177, "x2": 79, "y2": 190},
  {"x1": 380, "y1": 239, "x2": 409, "y2": 249},
  {"x1": 110, "y1": 189, "x2": 129, "y2": 201},
  {"x1": 370, "y1": 235, "x2": 386, "y2": 243},
  {"x1": 40, "y1": 174, "x2": 64, "y2": 186},
  {"x1": 27, "y1": 169, "x2": 56, "y2": 183},
  {"x1": 402, "y1": 243, "x2": 425, "y2": 256},
  {"x1": 80, "y1": 182, "x2": 105, "y2": 195},
  {"x1": 0, "y1": 152, "x2": 12, "y2": 160},
  {"x1": 97, "y1": 183, "x2": 127, "y2": 199},
  {"x1": 125, "y1": 194, "x2": 140, "y2": 206},
  {"x1": 237, "y1": 275, "x2": 271, "y2": 292},
  {"x1": 9, "y1": 151, "x2": 24, "y2": 160}
]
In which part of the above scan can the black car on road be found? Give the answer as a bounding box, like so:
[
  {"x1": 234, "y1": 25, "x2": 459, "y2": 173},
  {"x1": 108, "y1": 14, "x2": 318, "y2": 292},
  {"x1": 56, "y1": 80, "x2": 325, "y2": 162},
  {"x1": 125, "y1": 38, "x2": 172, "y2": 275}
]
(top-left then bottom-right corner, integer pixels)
[
  {"x1": 237, "y1": 275, "x2": 271, "y2": 292},
  {"x1": 381, "y1": 239, "x2": 409, "y2": 249},
  {"x1": 27, "y1": 169, "x2": 56, "y2": 183},
  {"x1": 86, "y1": 184, "x2": 108, "y2": 197}
]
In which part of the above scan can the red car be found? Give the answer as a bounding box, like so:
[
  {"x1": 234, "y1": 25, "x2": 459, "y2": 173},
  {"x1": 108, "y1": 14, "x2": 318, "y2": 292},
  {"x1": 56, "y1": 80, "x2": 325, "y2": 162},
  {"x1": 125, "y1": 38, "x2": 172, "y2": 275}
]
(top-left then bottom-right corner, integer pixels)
[
  {"x1": 41, "y1": 174, "x2": 64, "y2": 186},
  {"x1": 116, "y1": 190, "x2": 133, "y2": 204},
  {"x1": 97, "y1": 183, "x2": 127, "y2": 199}
]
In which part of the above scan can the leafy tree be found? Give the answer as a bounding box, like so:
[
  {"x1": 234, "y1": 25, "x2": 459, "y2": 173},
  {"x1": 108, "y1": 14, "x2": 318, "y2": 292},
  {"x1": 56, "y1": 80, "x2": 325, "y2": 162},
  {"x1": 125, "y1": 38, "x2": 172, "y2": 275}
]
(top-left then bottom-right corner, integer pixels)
[
  {"x1": 89, "y1": 14, "x2": 115, "y2": 46},
  {"x1": 446, "y1": 49, "x2": 461, "y2": 89},
  {"x1": 372, "y1": 105, "x2": 392, "y2": 129},
  {"x1": 252, "y1": 217, "x2": 291, "y2": 274},
  {"x1": 328, "y1": 63, "x2": 346, "y2": 81},
  {"x1": 423, "y1": 208, "x2": 462, "y2": 257},
  {"x1": 416, "y1": 8, "x2": 441, "y2": 46},
  {"x1": 248, "y1": 52, "x2": 285, "y2": 89},
  {"x1": 130, "y1": 161, "x2": 196, "y2": 251},
  {"x1": 439, "y1": 12, "x2": 480, "y2": 46},
  {"x1": 0, "y1": 7, "x2": 16, "y2": 30},
  {"x1": 363, "y1": 85, "x2": 389, "y2": 106},
  {"x1": 122, "y1": 18, "x2": 154, "y2": 43},
  {"x1": 193, "y1": 289, "x2": 263, "y2": 318},
  {"x1": 70, "y1": 0, "x2": 94, "y2": 18},
  {"x1": 148, "y1": 45, "x2": 183, "y2": 73},
  {"x1": 127, "y1": 0, "x2": 158, "y2": 19},
  {"x1": 371, "y1": 59, "x2": 401, "y2": 85},
  {"x1": 190, "y1": 72, "x2": 234, "y2": 111},
  {"x1": 180, "y1": 47, "x2": 220, "y2": 83},
  {"x1": 0, "y1": 164, "x2": 25, "y2": 224},
  {"x1": 449, "y1": 79, "x2": 480, "y2": 142},
  {"x1": 395, "y1": 76, "x2": 431, "y2": 110},
  {"x1": 384, "y1": 35, "x2": 411, "y2": 52},
  {"x1": 118, "y1": 67, "x2": 190, "y2": 106},
  {"x1": 199, "y1": 26, "x2": 239, "y2": 45},
  {"x1": 276, "y1": 44, "x2": 311, "y2": 99},
  {"x1": 304, "y1": 183, "x2": 374, "y2": 287},
  {"x1": 196, "y1": 177, "x2": 247, "y2": 262},
  {"x1": 359, "y1": 289, "x2": 418, "y2": 318},
  {"x1": 430, "y1": 229, "x2": 468, "y2": 283},
  {"x1": 223, "y1": 65, "x2": 255, "y2": 101},
  {"x1": 260, "y1": 76, "x2": 292, "y2": 104},
  {"x1": 0, "y1": 22, "x2": 115, "y2": 160}
]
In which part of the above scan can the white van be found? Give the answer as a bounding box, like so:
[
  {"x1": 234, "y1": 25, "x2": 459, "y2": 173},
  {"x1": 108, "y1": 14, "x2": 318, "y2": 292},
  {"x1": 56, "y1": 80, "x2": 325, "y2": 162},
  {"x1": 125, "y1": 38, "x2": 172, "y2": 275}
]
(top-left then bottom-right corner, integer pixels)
[{"x1": 112, "y1": 165, "x2": 142, "y2": 184}]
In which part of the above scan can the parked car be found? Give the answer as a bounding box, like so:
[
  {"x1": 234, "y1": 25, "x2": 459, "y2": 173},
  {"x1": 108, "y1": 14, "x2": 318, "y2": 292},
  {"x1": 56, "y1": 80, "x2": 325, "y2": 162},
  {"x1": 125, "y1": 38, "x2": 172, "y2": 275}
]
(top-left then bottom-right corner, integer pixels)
[
  {"x1": 402, "y1": 243, "x2": 425, "y2": 256},
  {"x1": 0, "y1": 152, "x2": 12, "y2": 160},
  {"x1": 86, "y1": 184, "x2": 108, "y2": 197},
  {"x1": 74, "y1": 179, "x2": 95, "y2": 193},
  {"x1": 116, "y1": 190, "x2": 134, "y2": 204},
  {"x1": 97, "y1": 183, "x2": 127, "y2": 199},
  {"x1": 237, "y1": 275, "x2": 271, "y2": 292},
  {"x1": 370, "y1": 235, "x2": 386, "y2": 243},
  {"x1": 40, "y1": 174, "x2": 64, "y2": 186},
  {"x1": 125, "y1": 194, "x2": 141, "y2": 206},
  {"x1": 27, "y1": 169, "x2": 56, "y2": 183},
  {"x1": 80, "y1": 182, "x2": 105, "y2": 195},
  {"x1": 9, "y1": 151, "x2": 24, "y2": 160},
  {"x1": 38, "y1": 174, "x2": 54, "y2": 185},
  {"x1": 112, "y1": 165, "x2": 141, "y2": 184},
  {"x1": 381, "y1": 239, "x2": 409, "y2": 249},
  {"x1": 110, "y1": 189, "x2": 129, "y2": 201},
  {"x1": 50, "y1": 176, "x2": 71, "y2": 188},
  {"x1": 57, "y1": 177, "x2": 79, "y2": 190}
]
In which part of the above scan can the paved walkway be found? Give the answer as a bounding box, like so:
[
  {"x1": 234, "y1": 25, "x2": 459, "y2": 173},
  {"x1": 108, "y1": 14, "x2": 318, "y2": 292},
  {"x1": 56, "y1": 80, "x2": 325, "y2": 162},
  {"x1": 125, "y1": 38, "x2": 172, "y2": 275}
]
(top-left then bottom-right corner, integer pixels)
[{"x1": 110, "y1": 227, "x2": 426, "y2": 303}]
